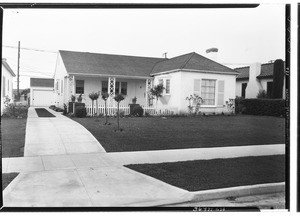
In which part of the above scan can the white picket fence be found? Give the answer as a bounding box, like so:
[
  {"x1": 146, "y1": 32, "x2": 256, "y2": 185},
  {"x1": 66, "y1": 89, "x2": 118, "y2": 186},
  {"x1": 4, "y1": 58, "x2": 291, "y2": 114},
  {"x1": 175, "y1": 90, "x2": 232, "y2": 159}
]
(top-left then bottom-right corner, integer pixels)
[{"x1": 85, "y1": 104, "x2": 174, "y2": 116}]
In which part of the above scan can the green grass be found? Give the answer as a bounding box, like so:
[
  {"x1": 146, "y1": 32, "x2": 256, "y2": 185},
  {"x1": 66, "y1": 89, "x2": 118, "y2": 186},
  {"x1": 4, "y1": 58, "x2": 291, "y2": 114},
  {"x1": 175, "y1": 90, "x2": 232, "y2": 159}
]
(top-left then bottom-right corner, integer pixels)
[
  {"x1": 126, "y1": 155, "x2": 285, "y2": 191},
  {"x1": 72, "y1": 115, "x2": 285, "y2": 152},
  {"x1": 1, "y1": 118, "x2": 27, "y2": 157},
  {"x1": 2, "y1": 173, "x2": 18, "y2": 191}
]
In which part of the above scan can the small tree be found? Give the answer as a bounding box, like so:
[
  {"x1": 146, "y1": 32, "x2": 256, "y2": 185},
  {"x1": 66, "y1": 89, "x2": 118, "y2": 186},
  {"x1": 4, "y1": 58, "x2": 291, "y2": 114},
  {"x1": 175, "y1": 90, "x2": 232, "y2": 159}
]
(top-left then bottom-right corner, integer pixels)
[
  {"x1": 89, "y1": 92, "x2": 100, "y2": 117},
  {"x1": 185, "y1": 94, "x2": 204, "y2": 116},
  {"x1": 101, "y1": 92, "x2": 109, "y2": 125},
  {"x1": 114, "y1": 93, "x2": 125, "y2": 131},
  {"x1": 21, "y1": 88, "x2": 30, "y2": 100},
  {"x1": 149, "y1": 84, "x2": 164, "y2": 108}
]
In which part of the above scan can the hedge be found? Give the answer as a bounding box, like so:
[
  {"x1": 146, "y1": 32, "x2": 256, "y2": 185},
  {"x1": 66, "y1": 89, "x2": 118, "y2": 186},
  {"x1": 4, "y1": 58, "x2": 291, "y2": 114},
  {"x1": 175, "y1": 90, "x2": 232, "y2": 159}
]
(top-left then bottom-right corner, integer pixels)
[{"x1": 235, "y1": 98, "x2": 285, "y2": 117}]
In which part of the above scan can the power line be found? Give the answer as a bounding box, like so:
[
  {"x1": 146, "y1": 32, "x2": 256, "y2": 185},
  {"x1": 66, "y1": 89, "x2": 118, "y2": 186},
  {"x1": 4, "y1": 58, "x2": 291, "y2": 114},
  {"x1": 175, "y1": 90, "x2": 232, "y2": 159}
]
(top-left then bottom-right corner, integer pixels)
[{"x1": 3, "y1": 45, "x2": 57, "y2": 53}]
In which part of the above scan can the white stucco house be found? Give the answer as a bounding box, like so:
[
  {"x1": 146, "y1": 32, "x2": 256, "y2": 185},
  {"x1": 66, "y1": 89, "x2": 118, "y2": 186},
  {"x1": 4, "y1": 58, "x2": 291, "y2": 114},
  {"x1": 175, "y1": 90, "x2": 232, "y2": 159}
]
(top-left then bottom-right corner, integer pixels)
[
  {"x1": 1, "y1": 58, "x2": 16, "y2": 114},
  {"x1": 235, "y1": 61, "x2": 285, "y2": 99},
  {"x1": 53, "y1": 50, "x2": 238, "y2": 114}
]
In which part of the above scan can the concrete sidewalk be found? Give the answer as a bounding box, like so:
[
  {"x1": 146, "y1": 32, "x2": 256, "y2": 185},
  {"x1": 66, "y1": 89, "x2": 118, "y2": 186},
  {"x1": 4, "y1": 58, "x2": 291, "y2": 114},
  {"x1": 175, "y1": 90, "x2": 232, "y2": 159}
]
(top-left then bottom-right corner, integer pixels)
[
  {"x1": 2, "y1": 144, "x2": 285, "y2": 173},
  {"x1": 24, "y1": 107, "x2": 106, "y2": 156}
]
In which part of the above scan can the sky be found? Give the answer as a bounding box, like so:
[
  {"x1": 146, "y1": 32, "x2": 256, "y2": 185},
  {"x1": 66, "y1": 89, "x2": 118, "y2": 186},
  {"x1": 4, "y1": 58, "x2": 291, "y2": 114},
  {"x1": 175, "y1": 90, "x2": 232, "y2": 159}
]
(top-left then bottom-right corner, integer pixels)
[{"x1": 2, "y1": 3, "x2": 285, "y2": 89}]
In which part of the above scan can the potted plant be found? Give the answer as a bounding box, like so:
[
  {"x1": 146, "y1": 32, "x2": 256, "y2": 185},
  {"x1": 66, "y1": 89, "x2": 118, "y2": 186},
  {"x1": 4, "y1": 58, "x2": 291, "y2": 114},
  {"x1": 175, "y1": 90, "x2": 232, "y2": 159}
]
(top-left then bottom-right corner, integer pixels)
[
  {"x1": 77, "y1": 94, "x2": 83, "y2": 103},
  {"x1": 132, "y1": 96, "x2": 137, "y2": 104},
  {"x1": 71, "y1": 95, "x2": 76, "y2": 102}
]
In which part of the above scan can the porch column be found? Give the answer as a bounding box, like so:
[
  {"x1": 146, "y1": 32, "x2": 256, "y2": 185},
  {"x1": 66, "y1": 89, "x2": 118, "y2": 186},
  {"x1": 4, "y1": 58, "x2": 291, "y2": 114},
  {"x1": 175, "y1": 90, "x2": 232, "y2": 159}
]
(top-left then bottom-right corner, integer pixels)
[
  {"x1": 108, "y1": 77, "x2": 116, "y2": 107},
  {"x1": 145, "y1": 78, "x2": 153, "y2": 107},
  {"x1": 68, "y1": 75, "x2": 75, "y2": 100}
]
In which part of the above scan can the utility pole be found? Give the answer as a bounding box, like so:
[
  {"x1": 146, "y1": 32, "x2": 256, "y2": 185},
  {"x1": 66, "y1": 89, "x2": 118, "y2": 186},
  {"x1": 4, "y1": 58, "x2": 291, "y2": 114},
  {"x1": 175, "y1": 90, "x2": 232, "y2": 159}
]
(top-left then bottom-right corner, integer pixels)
[{"x1": 17, "y1": 41, "x2": 20, "y2": 101}]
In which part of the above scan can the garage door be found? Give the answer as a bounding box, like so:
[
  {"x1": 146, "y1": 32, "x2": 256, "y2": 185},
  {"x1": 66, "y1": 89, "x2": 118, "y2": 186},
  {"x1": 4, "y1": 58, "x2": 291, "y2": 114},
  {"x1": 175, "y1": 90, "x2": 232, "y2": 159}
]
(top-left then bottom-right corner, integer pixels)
[{"x1": 32, "y1": 89, "x2": 54, "y2": 107}]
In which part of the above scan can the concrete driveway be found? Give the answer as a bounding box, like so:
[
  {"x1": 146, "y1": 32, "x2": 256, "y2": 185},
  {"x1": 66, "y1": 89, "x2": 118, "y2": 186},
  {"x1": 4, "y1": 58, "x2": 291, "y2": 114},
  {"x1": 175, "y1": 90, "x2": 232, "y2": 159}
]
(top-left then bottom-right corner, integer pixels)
[{"x1": 3, "y1": 107, "x2": 190, "y2": 207}]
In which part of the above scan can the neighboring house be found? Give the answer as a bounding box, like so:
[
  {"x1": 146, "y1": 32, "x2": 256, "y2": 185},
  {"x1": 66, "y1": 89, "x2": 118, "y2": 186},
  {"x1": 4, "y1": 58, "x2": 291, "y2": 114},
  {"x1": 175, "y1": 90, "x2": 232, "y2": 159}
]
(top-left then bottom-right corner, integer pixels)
[
  {"x1": 30, "y1": 78, "x2": 55, "y2": 107},
  {"x1": 1, "y1": 58, "x2": 16, "y2": 114},
  {"x1": 13, "y1": 89, "x2": 30, "y2": 106},
  {"x1": 235, "y1": 62, "x2": 285, "y2": 99},
  {"x1": 53, "y1": 50, "x2": 238, "y2": 114}
]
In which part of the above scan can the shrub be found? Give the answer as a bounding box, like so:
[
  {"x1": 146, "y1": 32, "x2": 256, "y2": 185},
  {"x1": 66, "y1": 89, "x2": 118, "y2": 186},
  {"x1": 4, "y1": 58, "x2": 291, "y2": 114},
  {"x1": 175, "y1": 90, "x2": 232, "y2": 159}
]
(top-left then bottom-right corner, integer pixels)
[
  {"x1": 2, "y1": 104, "x2": 28, "y2": 118},
  {"x1": 49, "y1": 105, "x2": 56, "y2": 110},
  {"x1": 144, "y1": 111, "x2": 151, "y2": 117},
  {"x1": 132, "y1": 105, "x2": 144, "y2": 117},
  {"x1": 119, "y1": 110, "x2": 125, "y2": 118},
  {"x1": 257, "y1": 90, "x2": 268, "y2": 99},
  {"x1": 75, "y1": 106, "x2": 87, "y2": 118},
  {"x1": 235, "y1": 98, "x2": 285, "y2": 117}
]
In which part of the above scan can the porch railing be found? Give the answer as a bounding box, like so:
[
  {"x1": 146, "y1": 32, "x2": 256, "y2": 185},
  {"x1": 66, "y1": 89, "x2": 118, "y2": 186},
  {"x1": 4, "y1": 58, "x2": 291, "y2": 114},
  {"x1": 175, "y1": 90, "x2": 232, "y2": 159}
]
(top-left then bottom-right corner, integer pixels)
[{"x1": 85, "y1": 104, "x2": 174, "y2": 116}]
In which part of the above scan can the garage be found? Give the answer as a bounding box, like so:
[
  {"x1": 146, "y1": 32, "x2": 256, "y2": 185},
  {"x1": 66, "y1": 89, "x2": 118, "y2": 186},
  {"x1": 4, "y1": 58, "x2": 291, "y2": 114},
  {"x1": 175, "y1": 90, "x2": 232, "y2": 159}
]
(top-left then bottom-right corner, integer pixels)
[
  {"x1": 30, "y1": 78, "x2": 55, "y2": 107},
  {"x1": 32, "y1": 89, "x2": 54, "y2": 106}
]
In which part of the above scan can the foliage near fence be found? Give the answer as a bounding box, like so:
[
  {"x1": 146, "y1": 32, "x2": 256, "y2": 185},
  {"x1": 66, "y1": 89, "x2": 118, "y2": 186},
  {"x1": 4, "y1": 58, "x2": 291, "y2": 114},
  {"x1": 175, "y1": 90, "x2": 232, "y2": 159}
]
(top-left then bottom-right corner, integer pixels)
[{"x1": 235, "y1": 98, "x2": 285, "y2": 117}]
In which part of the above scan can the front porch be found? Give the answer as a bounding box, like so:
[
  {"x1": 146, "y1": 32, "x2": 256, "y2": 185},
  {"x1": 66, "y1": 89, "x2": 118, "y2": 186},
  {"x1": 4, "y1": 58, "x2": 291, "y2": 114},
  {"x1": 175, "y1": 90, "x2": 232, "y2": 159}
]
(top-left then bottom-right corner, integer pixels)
[{"x1": 64, "y1": 75, "x2": 174, "y2": 116}]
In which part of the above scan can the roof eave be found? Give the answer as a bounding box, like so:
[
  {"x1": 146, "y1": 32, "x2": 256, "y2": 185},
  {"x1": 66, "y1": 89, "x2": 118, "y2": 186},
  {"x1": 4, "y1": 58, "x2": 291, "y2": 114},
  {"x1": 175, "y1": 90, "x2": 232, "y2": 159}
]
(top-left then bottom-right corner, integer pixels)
[{"x1": 68, "y1": 72, "x2": 153, "y2": 79}]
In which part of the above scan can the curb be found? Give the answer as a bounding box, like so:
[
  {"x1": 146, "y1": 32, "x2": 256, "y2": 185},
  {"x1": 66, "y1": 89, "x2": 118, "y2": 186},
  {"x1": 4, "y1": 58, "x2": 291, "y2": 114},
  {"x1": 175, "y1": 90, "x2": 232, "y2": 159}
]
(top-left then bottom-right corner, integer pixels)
[{"x1": 188, "y1": 182, "x2": 285, "y2": 202}]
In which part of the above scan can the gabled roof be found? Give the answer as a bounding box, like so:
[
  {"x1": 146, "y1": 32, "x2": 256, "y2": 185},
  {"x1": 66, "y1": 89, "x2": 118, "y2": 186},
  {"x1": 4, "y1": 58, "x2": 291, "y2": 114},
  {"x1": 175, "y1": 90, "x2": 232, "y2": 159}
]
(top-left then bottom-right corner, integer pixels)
[
  {"x1": 151, "y1": 52, "x2": 237, "y2": 75},
  {"x1": 2, "y1": 58, "x2": 16, "y2": 77},
  {"x1": 235, "y1": 62, "x2": 285, "y2": 80},
  {"x1": 59, "y1": 50, "x2": 237, "y2": 78},
  {"x1": 59, "y1": 50, "x2": 165, "y2": 78}
]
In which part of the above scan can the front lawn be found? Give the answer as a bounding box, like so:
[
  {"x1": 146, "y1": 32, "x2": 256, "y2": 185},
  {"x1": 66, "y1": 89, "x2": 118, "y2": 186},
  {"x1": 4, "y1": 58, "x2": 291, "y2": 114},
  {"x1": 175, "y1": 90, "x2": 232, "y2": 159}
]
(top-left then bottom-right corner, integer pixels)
[
  {"x1": 126, "y1": 155, "x2": 285, "y2": 191},
  {"x1": 72, "y1": 115, "x2": 285, "y2": 152},
  {"x1": 2, "y1": 173, "x2": 18, "y2": 191},
  {"x1": 1, "y1": 118, "x2": 27, "y2": 157}
]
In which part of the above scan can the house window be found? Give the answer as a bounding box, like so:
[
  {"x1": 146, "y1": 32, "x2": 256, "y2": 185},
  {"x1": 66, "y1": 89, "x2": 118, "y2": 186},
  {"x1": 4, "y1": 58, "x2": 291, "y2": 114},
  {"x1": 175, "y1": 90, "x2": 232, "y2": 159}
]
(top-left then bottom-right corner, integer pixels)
[
  {"x1": 121, "y1": 82, "x2": 127, "y2": 95},
  {"x1": 76, "y1": 80, "x2": 84, "y2": 94},
  {"x1": 159, "y1": 79, "x2": 163, "y2": 86},
  {"x1": 61, "y1": 80, "x2": 63, "y2": 94},
  {"x1": 166, "y1": 79, "x2": 170, "y2": 94},
  {"x1": 267, "y1": 82, "x2": 273, "y2": 98},
  {"x1": 241, "y1": 83, "x2": 247, "y2": 98},
  {"x1": 113, "y1": 82, "x2": 128, "y2": 95},
  {"x1": 102, "y1": 81, "x2": 108, "y2": 93},
  {"x1": 201, "y1": 79, "x2": 216, "y2": 105},
  {"x1": 56, "y1": 80, "x2": 59, "y2": 92}
]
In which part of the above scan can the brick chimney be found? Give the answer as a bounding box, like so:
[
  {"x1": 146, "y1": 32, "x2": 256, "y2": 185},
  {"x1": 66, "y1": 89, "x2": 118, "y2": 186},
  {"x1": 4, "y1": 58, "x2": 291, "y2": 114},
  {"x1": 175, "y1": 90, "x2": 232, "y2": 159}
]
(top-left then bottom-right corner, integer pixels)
[{"x1": 245, "y1": 62, "x2": 263, "y2": 98}]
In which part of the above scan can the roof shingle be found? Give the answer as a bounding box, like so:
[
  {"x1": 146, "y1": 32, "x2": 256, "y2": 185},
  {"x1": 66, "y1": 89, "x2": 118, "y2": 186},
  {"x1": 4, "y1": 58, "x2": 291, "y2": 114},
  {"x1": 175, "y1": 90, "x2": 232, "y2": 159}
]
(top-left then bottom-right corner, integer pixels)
[
  {"x1": 59, "y1": 50, "x2": 165, "y2": 78},
  {"x1": 151, "y1": 52, "x2": 236, "y2": 75}
]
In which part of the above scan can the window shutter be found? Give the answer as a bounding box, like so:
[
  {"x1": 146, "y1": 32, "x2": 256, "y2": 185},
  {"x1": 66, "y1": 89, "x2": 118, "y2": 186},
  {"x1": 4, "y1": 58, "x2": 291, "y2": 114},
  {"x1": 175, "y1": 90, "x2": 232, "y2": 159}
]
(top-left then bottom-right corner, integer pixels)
[
  {"x1": 217, "y1": 80, "x2": 225, "y2": 106},
  {"x1": 194, "y1": 79, "x2": 201, "y2": 96}
]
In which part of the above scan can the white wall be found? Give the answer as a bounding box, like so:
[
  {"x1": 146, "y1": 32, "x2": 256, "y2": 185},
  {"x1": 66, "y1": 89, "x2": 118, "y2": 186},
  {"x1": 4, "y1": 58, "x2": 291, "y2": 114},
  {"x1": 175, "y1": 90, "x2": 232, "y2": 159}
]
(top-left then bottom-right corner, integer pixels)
[
  {"x1": 53, "y1": 53, "x2": 68, "y2": 107},
  {"x1": 153, "y1": 71, "x2": 236, "y2": 114},
  {"x1": 1, "y1": 65, "x2": 14, "y2": 113},
  {"x1": 153, "y1": 72, "x2": 181, "y2": 113}
]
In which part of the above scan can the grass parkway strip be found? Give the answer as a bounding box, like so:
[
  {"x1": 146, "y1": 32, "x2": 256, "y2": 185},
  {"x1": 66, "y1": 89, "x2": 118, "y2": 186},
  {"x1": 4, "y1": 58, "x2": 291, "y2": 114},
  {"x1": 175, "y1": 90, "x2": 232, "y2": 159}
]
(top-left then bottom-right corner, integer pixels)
[
  {"x1": 72, "y1": 115, "x2": 285, "y2": 152},
  {"x1": 35, "y1": 108, "x2": 56, "y2": 117},
  {"x1": 125, "y1": 155, "x2": 285, "y2": 192}
]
